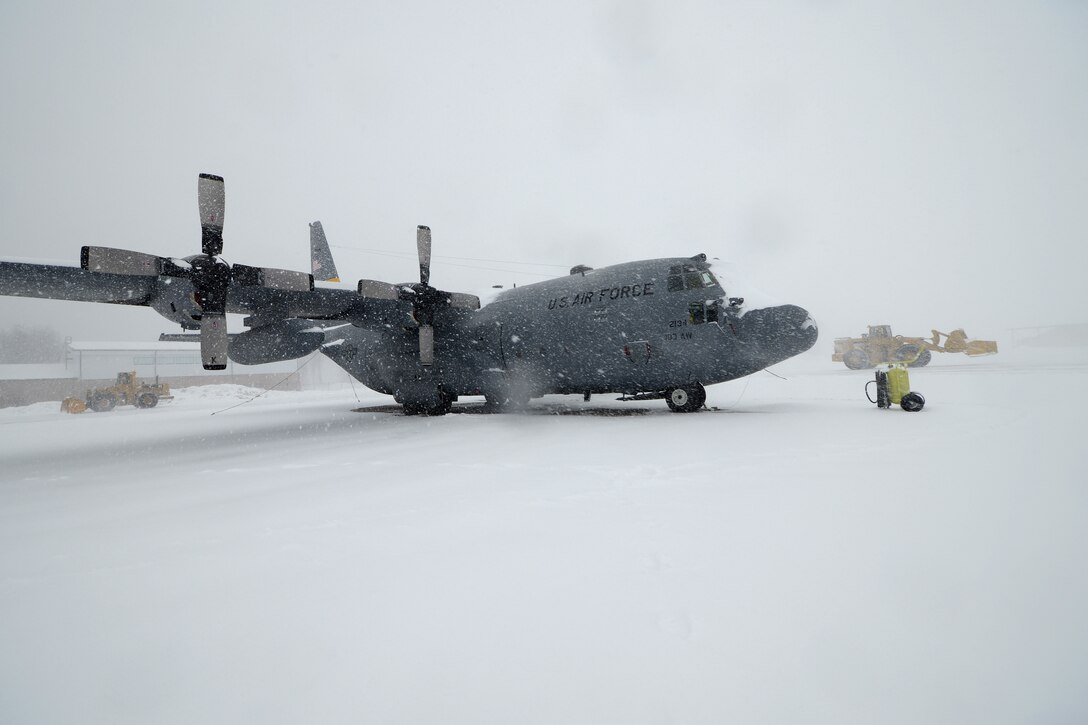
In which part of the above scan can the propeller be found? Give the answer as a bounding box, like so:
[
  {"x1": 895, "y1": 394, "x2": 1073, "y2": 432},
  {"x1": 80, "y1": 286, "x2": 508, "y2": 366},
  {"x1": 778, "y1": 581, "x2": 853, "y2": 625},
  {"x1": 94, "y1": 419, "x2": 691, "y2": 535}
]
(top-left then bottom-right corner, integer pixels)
[
  {"x1": 357, "y1": 225, "x2": 480, "y2": 366},
  {"x1": 81, "y1": 173, "x2": 315, "y2": 370}
]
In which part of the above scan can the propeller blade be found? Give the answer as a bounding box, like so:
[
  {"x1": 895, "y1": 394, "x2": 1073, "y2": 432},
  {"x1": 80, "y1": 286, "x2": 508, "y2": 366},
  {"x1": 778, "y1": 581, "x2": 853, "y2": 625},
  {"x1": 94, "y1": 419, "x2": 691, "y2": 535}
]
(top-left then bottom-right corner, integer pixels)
[
  {"x1": 199, "y1": 313, "x2": 229, "y2": 370},
  {"x1": 259, "y1": 267, "x2": 313, "y2": 292},
  {"x1": 80, "y1": 246, "x2": 163, "y2": 276},
  {"x1": 232, "y1": 264, "x2": 314, "y2": 291},
  {"x1": 416, "y1": 225, "x2": 431, "y2": 286},
  {"x1": 198, "y1": 173, "x2": 225, "y2": 256},
  {"x1": 309, "y1": 221, "x2": 340, "y2": 282},
  {"x1": 448, "y1": 292, "x2": 481, "y2": 310},
  {"x1": 357, "y1": 279, "x2": 401, "y2": 300},
  {"x1": 418, "y1": 323, "x2": 435, "y2": 366},
  {"x1": 229, "y1": 264, "x2": 261, "y2": 287}
]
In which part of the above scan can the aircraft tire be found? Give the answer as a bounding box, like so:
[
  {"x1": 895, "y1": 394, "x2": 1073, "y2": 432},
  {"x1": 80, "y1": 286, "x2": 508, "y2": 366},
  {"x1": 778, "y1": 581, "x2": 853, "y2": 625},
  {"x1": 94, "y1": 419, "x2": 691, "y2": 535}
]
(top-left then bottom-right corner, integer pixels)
[
  {"x1": 404, "y1": 392, "x2": 453, "y2": 416},
  {"x1": 484, "y1": 391, "x2": 529, "y2": 412},
  {"x1": 665, "y1": 383, "x2": 705, "y2": 413},
  {"x1": 427, "y1": 393, "x2": 454, "y2": 416},
  {"x1": 843, "y1": 349, "x2": 870, "y2": 370}
]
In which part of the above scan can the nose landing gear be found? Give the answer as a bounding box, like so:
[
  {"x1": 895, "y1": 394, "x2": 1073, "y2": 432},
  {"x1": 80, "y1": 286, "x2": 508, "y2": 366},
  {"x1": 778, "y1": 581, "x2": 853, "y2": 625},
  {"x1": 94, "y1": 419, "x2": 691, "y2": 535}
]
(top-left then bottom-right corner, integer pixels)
[
  {"x1": 665, "y1": 383, "x2": 706, "y2": 413},
  {"x1": 617, "y1": 382, "x2": 708, "y2": 412}
]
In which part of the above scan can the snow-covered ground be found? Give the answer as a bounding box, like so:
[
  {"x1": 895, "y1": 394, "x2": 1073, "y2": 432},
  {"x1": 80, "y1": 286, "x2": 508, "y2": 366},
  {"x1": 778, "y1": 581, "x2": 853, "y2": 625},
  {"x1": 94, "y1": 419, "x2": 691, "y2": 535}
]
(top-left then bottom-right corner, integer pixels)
[{"x1": 1, "y1": 349, "x2": 1085, "y2": 725}]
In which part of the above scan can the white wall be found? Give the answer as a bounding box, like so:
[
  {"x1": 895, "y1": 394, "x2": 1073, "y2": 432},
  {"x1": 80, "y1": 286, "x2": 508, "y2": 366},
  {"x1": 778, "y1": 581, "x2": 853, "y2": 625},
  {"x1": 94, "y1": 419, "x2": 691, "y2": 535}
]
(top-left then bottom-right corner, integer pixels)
[{"x1": 66, "y1": 347, "x2": 298, "y2": 382}]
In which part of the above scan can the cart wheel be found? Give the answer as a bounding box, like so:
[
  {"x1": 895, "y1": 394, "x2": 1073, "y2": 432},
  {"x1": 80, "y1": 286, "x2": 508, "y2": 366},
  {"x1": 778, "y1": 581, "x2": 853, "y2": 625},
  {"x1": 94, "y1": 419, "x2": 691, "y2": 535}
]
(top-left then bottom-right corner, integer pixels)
[{"x1": 900, "y1": 391, "x2": 925, "y2": 412}]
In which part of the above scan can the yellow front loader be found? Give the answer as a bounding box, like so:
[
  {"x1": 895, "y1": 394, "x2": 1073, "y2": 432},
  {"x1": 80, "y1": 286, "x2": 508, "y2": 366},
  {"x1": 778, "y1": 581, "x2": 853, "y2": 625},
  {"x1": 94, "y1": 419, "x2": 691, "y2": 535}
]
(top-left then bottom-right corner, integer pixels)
[
  {"x1": 61, "y1": 371, "x2": 173, "y2": 413},
  {"x1": 832, "y1": 325, "x2": 997, "y2": 370}
]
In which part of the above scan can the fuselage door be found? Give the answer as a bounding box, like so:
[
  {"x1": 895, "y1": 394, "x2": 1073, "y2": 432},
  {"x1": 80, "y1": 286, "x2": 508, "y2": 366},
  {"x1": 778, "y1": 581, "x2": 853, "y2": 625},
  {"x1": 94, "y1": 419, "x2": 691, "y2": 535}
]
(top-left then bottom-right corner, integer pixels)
[{"x1": 622, "y1": 340, "x2": 653, "y2": 365}]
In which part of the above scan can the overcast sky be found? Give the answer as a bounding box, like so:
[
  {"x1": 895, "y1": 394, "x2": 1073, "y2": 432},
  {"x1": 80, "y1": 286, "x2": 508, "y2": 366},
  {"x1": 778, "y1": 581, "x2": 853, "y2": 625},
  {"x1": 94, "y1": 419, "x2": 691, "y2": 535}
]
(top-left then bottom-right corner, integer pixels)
[{"x1": 1, "y1": 0, "x2": 1085, "y2": 345}]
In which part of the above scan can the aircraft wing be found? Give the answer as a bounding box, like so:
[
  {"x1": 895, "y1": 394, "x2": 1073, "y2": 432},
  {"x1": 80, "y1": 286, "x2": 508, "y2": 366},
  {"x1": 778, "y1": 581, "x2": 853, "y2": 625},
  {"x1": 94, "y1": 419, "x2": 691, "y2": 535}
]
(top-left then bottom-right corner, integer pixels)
[
  {"x1": 0, "y1": 175, "x2": 459, "y2": 370},
  {"x1": 0, "y1": 260, "x2": 155, "y2": 306},
  {"x1": 226, "y1": 284, "x2": 413, "y2": 327},
  {"x1": 0, "y1": 258, "x2": 416, "y2": 329}
]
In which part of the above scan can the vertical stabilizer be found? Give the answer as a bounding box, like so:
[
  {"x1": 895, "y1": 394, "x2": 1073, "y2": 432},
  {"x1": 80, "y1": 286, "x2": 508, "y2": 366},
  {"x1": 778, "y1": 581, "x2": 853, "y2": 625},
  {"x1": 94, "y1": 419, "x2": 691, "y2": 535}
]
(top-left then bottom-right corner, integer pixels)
[{"x1": 309, "y1": 221, "x2": 341, "y2": 282}]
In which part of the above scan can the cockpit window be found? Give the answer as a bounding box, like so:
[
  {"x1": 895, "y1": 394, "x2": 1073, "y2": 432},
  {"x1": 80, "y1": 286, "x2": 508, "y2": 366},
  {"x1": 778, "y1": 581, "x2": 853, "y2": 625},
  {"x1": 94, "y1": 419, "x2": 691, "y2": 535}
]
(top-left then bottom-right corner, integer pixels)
[{"x1": 667, "y1": 264, "x2": 720, "y2": 293}]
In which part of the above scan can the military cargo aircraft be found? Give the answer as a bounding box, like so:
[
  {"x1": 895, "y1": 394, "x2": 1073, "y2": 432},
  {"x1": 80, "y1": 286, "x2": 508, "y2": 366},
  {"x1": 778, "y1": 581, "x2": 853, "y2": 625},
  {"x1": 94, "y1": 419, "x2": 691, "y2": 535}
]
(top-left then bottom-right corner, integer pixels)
[{"x1": 0, "y1": 174, "x2": 818, "y2": 415}]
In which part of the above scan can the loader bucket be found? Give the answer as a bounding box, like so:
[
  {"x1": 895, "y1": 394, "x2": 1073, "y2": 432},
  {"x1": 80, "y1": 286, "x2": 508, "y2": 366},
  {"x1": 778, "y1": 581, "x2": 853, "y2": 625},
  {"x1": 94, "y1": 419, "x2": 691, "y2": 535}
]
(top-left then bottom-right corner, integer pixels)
[
  {"x1": 942, "y1": 329, "x2": 969, "y2": 352},
  {"x1": 965, "y1": 339, "x2": 998, "y2": 356}
]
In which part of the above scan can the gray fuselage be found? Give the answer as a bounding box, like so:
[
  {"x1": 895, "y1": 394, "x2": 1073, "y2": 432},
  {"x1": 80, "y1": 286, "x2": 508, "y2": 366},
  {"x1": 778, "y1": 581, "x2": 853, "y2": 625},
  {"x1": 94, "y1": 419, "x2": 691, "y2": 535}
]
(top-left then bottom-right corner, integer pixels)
[{"x1": 319, "y1": 257, "x2": 817, "y2": 407}]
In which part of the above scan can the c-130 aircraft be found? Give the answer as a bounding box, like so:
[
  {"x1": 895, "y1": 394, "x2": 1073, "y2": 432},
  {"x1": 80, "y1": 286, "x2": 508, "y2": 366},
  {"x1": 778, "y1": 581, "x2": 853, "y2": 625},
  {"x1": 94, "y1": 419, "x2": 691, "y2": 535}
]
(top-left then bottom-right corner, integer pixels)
[{"x1": 0, "y1": 174, "x2": 818, "y2": 415}]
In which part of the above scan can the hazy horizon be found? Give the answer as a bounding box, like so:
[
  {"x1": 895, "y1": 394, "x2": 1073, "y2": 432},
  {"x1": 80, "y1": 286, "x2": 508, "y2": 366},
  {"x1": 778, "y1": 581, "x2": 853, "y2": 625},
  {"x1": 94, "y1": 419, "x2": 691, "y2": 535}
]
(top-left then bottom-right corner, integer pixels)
[{"x1": 2, "y1": 1, "x2": 1086, "y2": 346}]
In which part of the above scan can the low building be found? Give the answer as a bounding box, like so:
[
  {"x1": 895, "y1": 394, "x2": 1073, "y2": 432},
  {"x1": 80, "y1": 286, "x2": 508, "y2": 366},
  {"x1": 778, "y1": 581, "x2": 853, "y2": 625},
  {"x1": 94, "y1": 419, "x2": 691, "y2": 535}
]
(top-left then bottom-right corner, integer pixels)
[{"x1": 1, "y1": 340, "x2": 311, "y2": 408}]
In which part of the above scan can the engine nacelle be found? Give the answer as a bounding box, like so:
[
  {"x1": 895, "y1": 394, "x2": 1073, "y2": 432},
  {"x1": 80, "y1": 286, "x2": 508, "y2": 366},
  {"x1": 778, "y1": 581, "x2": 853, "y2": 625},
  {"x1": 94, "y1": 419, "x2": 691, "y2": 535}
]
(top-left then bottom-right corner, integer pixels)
[{"x1": 228, "y1": 319, "x2": 325, "y2": 365}]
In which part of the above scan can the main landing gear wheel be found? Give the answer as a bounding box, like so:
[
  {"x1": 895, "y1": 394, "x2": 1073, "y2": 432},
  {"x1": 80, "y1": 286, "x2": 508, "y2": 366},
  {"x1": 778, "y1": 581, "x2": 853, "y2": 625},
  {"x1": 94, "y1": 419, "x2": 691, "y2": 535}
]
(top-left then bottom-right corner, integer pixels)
[
  {"x1": 403, "y1": 392, "x2": 454, "y2": 416},
  {"x1": 665, "y1": 383, "x2": 706, "y2": 413},
  {"x1": 484, "y1": 391, "x2": 530, "y2": 412}
]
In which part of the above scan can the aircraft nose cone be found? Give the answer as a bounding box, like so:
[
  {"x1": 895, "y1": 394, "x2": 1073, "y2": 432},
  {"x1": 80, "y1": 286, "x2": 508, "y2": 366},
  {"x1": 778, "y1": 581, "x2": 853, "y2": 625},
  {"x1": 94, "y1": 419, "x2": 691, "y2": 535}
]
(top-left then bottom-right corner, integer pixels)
[
  {"x1": 740, "y1": 304, "x2": 818, "y2": 363},
  {"x1": 776, "y1": 304, "x2": 818, "y2": 355}
]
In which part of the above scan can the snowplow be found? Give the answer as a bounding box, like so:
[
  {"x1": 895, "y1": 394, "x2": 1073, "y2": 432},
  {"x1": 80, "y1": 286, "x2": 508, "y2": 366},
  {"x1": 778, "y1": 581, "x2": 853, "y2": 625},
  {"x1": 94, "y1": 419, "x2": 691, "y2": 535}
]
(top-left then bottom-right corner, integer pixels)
[
  {"x1": 833, "y1": 325, "x2": 998, "y2": 369},
  {"x1": 61, "y1": 371, "x2": 173, "y2": 413}
]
